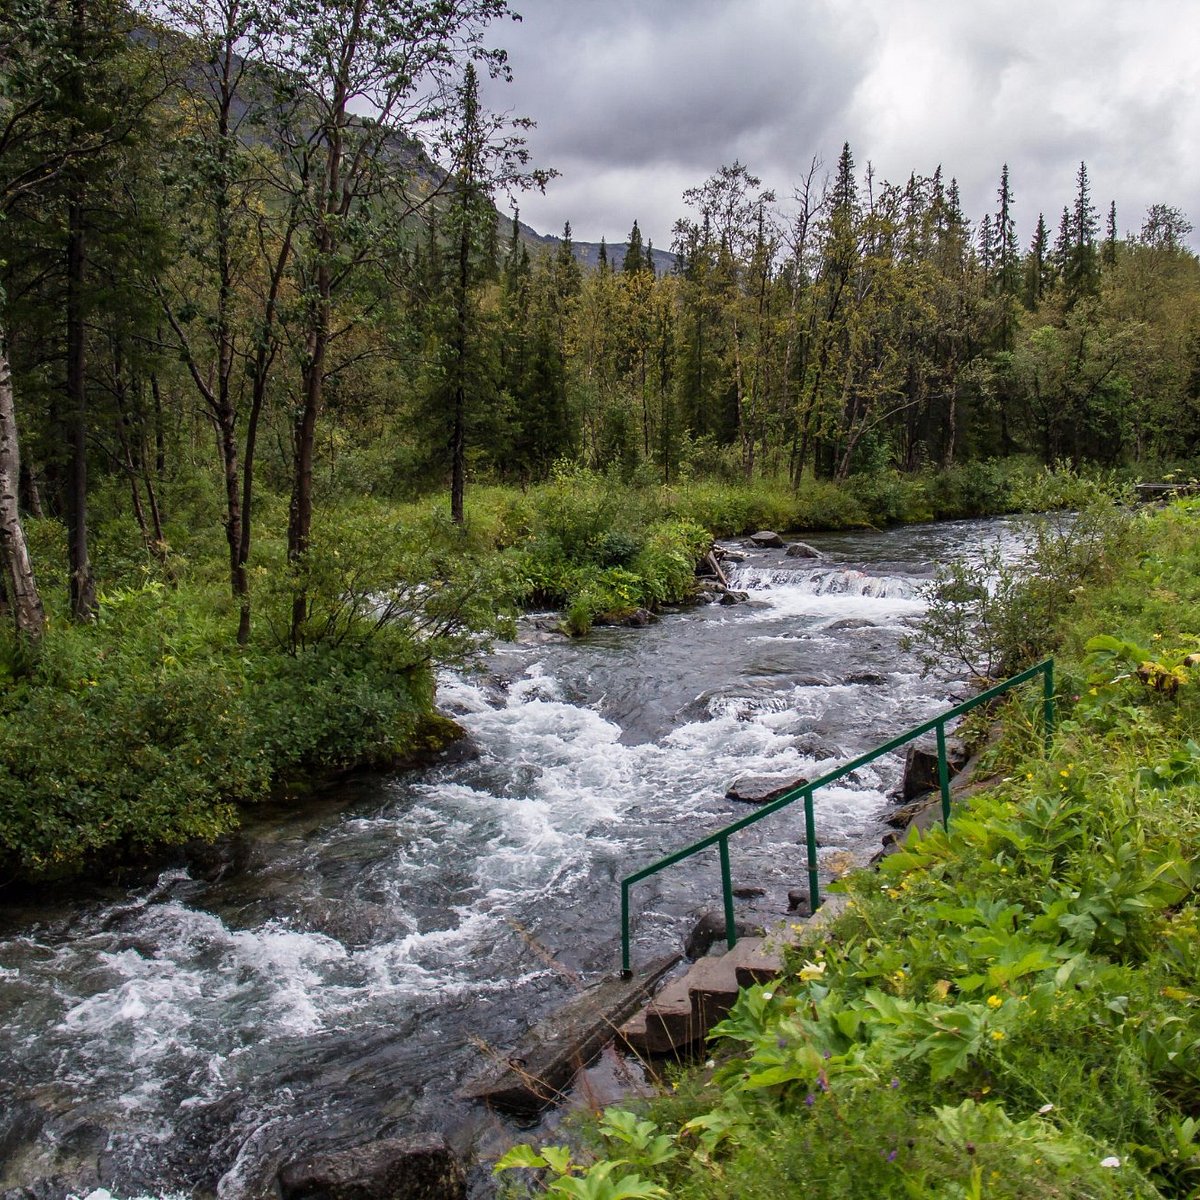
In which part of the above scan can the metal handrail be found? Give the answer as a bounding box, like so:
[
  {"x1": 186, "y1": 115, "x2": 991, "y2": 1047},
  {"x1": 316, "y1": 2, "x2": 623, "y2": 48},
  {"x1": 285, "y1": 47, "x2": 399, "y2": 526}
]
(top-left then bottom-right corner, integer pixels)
[{"x1": 619, "y1": 658, "x2": 1055, "y2": 975}]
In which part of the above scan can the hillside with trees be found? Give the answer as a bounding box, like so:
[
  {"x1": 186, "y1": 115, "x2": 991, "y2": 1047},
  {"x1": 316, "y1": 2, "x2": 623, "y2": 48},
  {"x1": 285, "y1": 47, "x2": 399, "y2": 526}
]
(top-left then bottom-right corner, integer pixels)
[{"x1": 1, "y1": 0, "x2": 1199, "y2": 876}]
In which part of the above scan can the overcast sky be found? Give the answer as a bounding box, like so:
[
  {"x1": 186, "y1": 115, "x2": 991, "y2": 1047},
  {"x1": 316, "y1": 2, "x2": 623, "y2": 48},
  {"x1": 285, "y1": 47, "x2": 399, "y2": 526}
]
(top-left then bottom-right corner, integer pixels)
[{"x1": 477, "y1": 0, "x2": 1200, "y2": 252}]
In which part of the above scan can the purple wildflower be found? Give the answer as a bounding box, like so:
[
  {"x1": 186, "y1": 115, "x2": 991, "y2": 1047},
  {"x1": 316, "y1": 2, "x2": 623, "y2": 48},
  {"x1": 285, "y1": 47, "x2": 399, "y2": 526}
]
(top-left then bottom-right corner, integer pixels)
[
  {"x1": 805, "y1": 1093, "x2": 815, "y2": 1107},
  {"x1": 890, "y1": 1078, "x2": 900, "y2": 1090}
]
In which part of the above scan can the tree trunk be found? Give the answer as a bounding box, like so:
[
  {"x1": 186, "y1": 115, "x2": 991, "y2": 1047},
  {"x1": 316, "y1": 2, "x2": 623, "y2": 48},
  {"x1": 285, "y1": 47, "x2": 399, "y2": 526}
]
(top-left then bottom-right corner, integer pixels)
[
  {"x1": 0, "y1": 334, "x2": 47, "y2": 640},
  {"x1": 451, "y1": 187, "x2": 469, "y2": 525},
  {"x1": 65, "y1": 193, "x2": 97, "y2": 620}
]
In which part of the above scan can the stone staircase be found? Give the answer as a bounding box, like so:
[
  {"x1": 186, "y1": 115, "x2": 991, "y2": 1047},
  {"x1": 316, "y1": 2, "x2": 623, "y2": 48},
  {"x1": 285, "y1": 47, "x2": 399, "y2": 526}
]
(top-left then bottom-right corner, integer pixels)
[{"x1": 619, "y1": 895, "x2": 849, "y2": 1058}]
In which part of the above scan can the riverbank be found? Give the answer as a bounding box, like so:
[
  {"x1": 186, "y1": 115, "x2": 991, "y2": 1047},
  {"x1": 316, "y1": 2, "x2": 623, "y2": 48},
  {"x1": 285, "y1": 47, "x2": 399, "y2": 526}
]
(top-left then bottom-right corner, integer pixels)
[
  {"x1": 0, "y1": 462, "x2": 1117, "y2": 883},
  {"x1": 496, "y1": 499, "x2": 1200, "y2": 1198}
]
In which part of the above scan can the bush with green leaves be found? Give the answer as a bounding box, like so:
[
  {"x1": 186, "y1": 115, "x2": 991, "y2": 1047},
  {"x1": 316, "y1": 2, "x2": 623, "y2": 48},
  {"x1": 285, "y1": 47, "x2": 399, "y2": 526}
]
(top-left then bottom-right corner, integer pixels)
[{"x1": 909, "y1": 498, "x2": 1140, "y2": 679}]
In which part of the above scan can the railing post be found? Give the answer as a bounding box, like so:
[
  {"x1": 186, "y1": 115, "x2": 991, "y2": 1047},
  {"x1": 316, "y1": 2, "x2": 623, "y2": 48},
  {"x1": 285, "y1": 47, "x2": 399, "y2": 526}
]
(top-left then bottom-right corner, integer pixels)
[
  {"x1": 803, "y1": 788, "x2": 821, "y2": 910},
  {"x1": 936, "y1": 719, "x2": 952, "y2": 829},
  {"x1": 621, "y1": 881, "x2": 632, "y2": 978},
  {"x1": 1043, "y1": 659, "x2": 1055, "y2": 754},
  {"x1": 718, "y1": 835, "x2": 737, "y2": 949}
]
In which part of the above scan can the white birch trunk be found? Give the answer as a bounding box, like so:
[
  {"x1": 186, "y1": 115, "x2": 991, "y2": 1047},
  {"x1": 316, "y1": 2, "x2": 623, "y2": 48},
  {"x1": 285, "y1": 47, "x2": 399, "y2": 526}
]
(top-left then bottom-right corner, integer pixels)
[{"x1": 0, "y1": 331, "x2": 47, "y2": 640}]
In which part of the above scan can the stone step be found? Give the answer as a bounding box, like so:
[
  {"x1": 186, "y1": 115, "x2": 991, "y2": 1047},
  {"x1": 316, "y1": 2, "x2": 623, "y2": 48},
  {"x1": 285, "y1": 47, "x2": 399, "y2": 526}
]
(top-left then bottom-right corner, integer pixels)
[
  {"x1": 641, "y1": 973, "x2": 697, "y2": 1048},
  {"x1": 685, "y1": 952, "x2": 743, "y2": 1030},
  {"x1": 726, "y1": 936, "x2": 784, "y2": 988},
  {"x1": 620, "y1": 937, "x2": 785, "y2": 1057}
]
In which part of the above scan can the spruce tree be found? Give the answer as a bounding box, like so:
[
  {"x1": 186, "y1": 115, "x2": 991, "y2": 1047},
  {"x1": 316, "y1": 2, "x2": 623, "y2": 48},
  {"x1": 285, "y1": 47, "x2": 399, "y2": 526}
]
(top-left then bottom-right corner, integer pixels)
[
  {"x1": 1063, "y1": 161, "x2": 1099, "y2": 302},
  {"x1": 1103, "y1": 200, "x2": 1118, "y2": 268},
  {"x1": 623, "y1": 219, "x2": 644, "y2": 273},
  {"x1": 1023, "y1": 213, "x2": 1050, "y2": 309}
]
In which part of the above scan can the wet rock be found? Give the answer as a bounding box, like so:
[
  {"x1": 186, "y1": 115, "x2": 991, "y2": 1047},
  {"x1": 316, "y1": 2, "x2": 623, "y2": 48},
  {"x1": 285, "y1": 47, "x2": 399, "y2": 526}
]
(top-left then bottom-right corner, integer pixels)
[
  {"x1": 694, "y1": 582, "x2": 723, "y2": 605},
  {"x1": 785, "y1": 541, "x2": 824, "y2": 559},
  {"x1": 900, "y1": 737, "x2": 969, "y2": 800},
  {"x1": 433, "y1": 736, "x2": 481, "y2": 768},
  {"x1": 826, "y1": 617, "x2": 874, "y2": 632},
  {"x1": 0, "y1": 1100, "x2": 46, "y2": 1172},
  {"x1": 732, "y1": 885, "x2": 766, "y2": 899},
  {"x1": 844, "y1": 671, "x2": 887, "y2": 686},
  {"x1": 278, "y1": 1134, "x2": 466, "y2": 1200},
  {"x1": 183, "y1": 833, "x2": 251, "y2": 883},
  {"x1": 787, "y1": 889, "x2": 812, "y2": 916},
  {"x1": 747, "y1": 530, "x2": 785, "y2": 549},
  {"x1": 684, "y1": 911, "x2": 763, "y2": 960},
  {"x1": 725, "y1": 775, "x2": 807, "y2": 805},
  {"x1": 716, "y1": 548, "x2": 747, "y2": 563},
  {"x1": 886, "y1": 799, "x2": 932, "y2": 829},
  {"x1": 621, "y1": 608, "x2": 657, "y2": 628},
  {"x1": 718, "y1": 590, "x2": 749, "y2": 606},
  {"x1": 791, "y1": 734, "x2": 839, "y2": 760}
]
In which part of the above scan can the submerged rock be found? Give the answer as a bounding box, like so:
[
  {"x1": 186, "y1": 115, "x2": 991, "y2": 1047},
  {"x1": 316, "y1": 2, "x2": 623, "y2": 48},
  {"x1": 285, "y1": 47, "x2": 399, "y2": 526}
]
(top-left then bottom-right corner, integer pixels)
[{"x1": 278, "y1": 1134, "x2": 466, "y2": 1200}]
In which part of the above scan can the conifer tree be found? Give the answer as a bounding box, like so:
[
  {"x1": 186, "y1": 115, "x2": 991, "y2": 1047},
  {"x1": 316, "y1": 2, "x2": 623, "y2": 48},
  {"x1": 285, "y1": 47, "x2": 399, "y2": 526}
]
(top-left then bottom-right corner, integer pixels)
[
  {"x1": 1103, "y1": 200, "x2": 1118, "y2": 267},
  {"x1": 623, "y1": 219, "x2": 644, "y2": 273},
  {"x1": 1023, "y1": 213, "x2": 1051, "y2": 309}
]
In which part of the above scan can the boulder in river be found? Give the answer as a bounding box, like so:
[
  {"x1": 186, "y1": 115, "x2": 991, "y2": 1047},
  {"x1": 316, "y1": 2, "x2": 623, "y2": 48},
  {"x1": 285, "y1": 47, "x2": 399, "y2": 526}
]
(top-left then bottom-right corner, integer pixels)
[
  {"x1": 785, "y1": 541, "x2": 824, "y2": 559},
  {"x1": 719, "y1": 589, "x2": 750, "y2": 606},
  {"x1": 685, "y1": 910, "x2": 765, "y2": 960},
  {"x1": 900, "y1": 737, "x2": 969, "y2": 800},
  {"x1": 725, "y1": 774, "x2": 807, "y2": 804},
  {"x1": 277, "y1": 1133, "x2": 465, "y2": 1200},
  {"x1": 747, "y1": 530, "x2": 785, "y2": 548}
]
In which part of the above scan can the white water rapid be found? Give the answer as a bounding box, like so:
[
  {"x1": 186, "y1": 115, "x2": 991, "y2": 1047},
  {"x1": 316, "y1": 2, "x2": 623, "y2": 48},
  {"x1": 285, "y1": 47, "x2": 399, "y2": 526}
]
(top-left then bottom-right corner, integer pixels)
[{"x1": 0, "y1": 517, "x2": 1015, "y2": 1200}]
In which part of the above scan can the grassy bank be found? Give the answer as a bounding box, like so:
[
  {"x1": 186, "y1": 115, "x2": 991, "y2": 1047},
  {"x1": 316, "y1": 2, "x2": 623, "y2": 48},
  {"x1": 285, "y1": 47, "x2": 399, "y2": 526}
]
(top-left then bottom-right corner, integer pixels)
[
  {"x1": 496, "y1": 499, "x2": 1200, "y2": 1199},
  {"x1": 0, "y1": 461, "x2": 1123, "y2": 881}
]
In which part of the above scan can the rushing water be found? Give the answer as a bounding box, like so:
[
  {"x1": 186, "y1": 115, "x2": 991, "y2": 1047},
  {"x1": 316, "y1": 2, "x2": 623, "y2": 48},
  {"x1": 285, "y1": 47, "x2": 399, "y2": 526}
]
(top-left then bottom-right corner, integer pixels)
[{"x1": 0, "y1": 518, "x2": 1016, "y2": 1200}]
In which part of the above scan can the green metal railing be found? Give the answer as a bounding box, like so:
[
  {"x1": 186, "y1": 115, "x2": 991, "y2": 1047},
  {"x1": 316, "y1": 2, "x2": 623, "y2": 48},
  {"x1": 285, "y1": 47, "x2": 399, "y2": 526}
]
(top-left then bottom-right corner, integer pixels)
[{"x1": 619, "y1": 658, "x2": 1055, "y2": 976}]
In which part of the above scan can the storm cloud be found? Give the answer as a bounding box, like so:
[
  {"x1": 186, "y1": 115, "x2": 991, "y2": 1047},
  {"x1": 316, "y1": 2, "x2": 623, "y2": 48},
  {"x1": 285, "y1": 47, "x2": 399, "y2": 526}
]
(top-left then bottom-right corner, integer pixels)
[{"x1": 479, "y1": 0, "x2": 1200, "y2": 251}]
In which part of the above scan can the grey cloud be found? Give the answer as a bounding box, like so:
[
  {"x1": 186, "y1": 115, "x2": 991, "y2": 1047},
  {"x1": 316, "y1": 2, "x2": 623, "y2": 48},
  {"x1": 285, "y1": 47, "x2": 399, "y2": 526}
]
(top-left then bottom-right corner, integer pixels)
[{"x1": 482, "y1": 0, "x2": 1200, "y2": 250}]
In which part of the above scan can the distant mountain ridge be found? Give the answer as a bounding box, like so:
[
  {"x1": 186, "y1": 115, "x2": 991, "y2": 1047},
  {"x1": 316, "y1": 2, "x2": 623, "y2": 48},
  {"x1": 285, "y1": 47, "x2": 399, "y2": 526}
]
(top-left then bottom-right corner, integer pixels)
[{"x1": 514, "y1": 219, "x2": 678, "y2": 276}]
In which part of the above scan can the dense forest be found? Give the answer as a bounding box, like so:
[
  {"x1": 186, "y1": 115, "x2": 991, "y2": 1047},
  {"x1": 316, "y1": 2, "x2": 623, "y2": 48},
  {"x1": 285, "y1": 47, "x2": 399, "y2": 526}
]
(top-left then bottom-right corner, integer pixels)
[{"x1": 1, "y1": 0, "x2": 1199, "y2": 873}]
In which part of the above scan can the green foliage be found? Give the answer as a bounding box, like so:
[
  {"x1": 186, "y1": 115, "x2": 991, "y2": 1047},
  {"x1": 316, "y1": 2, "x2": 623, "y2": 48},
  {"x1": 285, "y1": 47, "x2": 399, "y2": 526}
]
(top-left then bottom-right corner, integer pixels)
[{"x1": 910, "y1": 499, "x2": 1139, "y2": 678}]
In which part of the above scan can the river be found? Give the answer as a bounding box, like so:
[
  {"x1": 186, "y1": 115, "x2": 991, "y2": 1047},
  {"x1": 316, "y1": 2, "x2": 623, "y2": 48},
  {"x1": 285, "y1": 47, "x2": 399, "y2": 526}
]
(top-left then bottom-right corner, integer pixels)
[{"x1": 0, "y1": 517, "x2": 1015, "y2": 1200}]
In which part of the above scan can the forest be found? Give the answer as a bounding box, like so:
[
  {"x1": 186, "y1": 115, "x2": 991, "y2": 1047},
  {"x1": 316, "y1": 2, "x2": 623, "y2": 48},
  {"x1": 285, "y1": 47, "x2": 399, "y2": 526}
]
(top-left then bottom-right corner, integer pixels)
[{"x1": 2, "y1": 0, "x2": 1200, "y2": 875}]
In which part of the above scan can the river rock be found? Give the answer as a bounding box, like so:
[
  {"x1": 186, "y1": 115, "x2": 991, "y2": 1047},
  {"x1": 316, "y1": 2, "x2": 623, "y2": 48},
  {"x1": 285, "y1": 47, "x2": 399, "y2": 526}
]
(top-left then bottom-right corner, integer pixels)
[
  {"x1": 719, "y1": 590, "x2": 749, "y2": 605},
  {"x1": 900, "y1": 737, "x2": 969, "y2": 800},
  {"x1": 785, "y1": 541, "x2": 824, "y2": 559},
  {"x1": 684, "y1": 911, "x2": 764, "y2": 960},
  {"x1": 277, "y1": 1134, "x2": 465, "y2": 1200},
  {"x1": 747, "y1": 530, "x2": 785, "y2": 548},
  {"x1": 716, "y1": 548, "x2": 747, "y2": 563},
  {"x1": 826, "y1": 617, "x2": 874, "y2": 631},
  {"x1": 621, "y1": 608, "x2": 657, "y2": 627},
  {"x1": 886, "y1": 798, "x2": 936, "y2": 829},
  {"x1": 725, "y1": 774, "x2": 807, "y2": 804},
  {"x1": 732, "y1": 885, "x2": 766, "y2": 899},
  {"x1": 787, "y1": 888, "x2": 812, "y2": 916}
]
